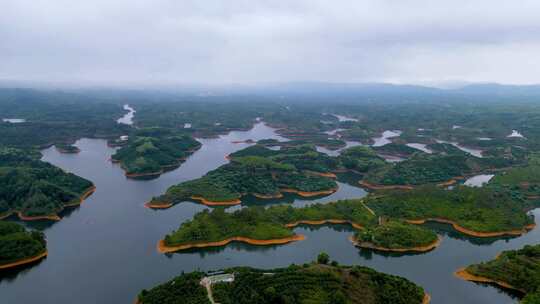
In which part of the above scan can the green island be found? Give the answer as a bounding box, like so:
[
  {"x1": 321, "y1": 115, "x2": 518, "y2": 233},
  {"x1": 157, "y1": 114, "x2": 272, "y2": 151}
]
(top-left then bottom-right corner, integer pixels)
[
  {"x1": 0, "y1": 221, "x2": 47, "y2": 269},
  {"x1": 159, "y1": 200, "x2": 376, "y2": 252},
  {"x1": 158, "y1": 179, "x2": 537, "y2": 253},
  {"x1": 0, "y1": 147, "x2": 95, "y2": 220},
  {"x1": 55, "y1": 143, "x2": 80, "y2": 153},
  {"x1": 137, "y1": 262, "x2": 429, "y2": 304},
  {"x1": 148, "y1": 144, "x2": 338, "y2": 207},
  {"x1": 456, "y1": 244, "x2": 540, "y2": 304},
  {"x1": 353, "y1": 220, "x2": 439, "y2": 252},
  {"x1": 365, "y1": 185, "x2": 536, "y2": 237},
  {"x1": 111, "y1": 128, "x2": 201, "y2": 178}
]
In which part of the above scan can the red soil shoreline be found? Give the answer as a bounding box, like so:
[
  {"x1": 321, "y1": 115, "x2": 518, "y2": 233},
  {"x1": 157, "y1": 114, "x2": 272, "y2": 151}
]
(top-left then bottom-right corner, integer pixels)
[
  {"x1": 157, "y1": 234, "x2": 306, "y2": 253},
  {"x1": 285, "y1": 219, "x2": 364, "y2": 230},
  {"x1": 190, "y1": 196, "x2": 242, "y2": 206},
  {"x1": 253, "y1": 192, "x2": 284, "y2": 199},
  {"x1": 360, "y1": 176, "x2": 466, "y2": 190},
  {"x1": 144, "y1": 201, "x2": 173, "y2": 209},
  {"x1": 349, "y1": 235, "x2": 442, "y2": 253},
  {"x1": 0, "y1": 250, "x2": 48, "y2": 270},
  {"x1": 151, "y1": 185, "x2": 338, "y2": 208},
  {"x1": 359, "y1": 181, "x2": 414, "y2": 190},
  {"x1": 280, "y1": 187, "x2": 338, "y2": 197},
  {"x1": 406, "y1": 218, "x2": 536, "y2": 238},
  {"x1": 157, "y1": 218, "x2": 367, "y2": 253},
  {"x1": 454, "y1": 268, "x2": 526, "y2": 294},
  {"x1": 125, "y1": 170, "x2": 164, "y2": 178}
]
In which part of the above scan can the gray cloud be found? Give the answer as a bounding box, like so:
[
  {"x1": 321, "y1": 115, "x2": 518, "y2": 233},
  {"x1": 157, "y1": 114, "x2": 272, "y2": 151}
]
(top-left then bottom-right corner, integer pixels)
[{"x1": 1, "y1": 0, "x2": 540, "y2": 85}]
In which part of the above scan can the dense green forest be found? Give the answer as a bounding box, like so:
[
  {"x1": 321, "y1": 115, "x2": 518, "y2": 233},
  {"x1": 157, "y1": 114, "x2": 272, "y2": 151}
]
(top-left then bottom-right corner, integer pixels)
[
  {"x1": 365, "y1": 185, "x2": 535, "y2": 234},
  {"x1": 0, "y1": 88, "x2": 129, "y2": 148},
  {"x1": 111, "y1": 128, "x2": 201, "y2": 177},
  {"x1": 464, "y1": 244, "x2": 540, "y2": 303},
  {"x1": 151, "y1": 145, "x2": 338, "y2": 206},
  {"x1": 163, "y1": 199, "x2": 376, "y2": 248},
  {"x1": 0, "y1": 221, "x2": 46, "y2": 266},
  {"x1": 354, "y1": 220, "x2": 438, "y2": 250},
  {"x1": 138, "y1": 263, "x2": 427, "y2": 304},
  {"x1": 0, "y1": 147, "x2": 94, "y2": 218}
]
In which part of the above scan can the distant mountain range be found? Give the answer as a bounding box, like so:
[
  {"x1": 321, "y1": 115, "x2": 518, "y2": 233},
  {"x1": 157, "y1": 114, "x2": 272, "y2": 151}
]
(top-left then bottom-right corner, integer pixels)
[{"x1": 2, "y1": 81, "x2": 540, "y2": 103}]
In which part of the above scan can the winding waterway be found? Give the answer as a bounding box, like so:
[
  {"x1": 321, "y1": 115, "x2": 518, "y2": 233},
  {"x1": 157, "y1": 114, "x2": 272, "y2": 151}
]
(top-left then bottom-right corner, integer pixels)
[{"x1": 0, "y1": 121, "x2": 538, "y2": 304}]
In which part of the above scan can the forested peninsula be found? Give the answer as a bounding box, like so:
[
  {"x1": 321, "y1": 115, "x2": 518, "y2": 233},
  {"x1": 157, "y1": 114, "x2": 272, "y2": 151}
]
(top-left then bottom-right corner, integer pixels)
[
  {"x1": 0, "y1": 221, "x2": 47, "y2": 270},
  {"x1": 456, "y1": 244, "x2": 540, "y2": 304},
  {"x1": 159, "y1": 182, "x2": 536, "y2": 253},
  {"x1": 0, "y1": 147, "x2": 95, "y2": 220},
  {"x1": 148, "y1": 144, "x2": 339, "y2": 207},
  {"x1": 137, "y1": 263, "x2": 430, "y2": 304}
]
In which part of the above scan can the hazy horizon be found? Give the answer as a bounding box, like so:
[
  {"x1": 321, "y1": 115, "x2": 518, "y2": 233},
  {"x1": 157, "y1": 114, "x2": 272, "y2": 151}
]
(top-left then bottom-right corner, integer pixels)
[{"x1": 2, "y1": 1, "x2": 540, "y2": 85}]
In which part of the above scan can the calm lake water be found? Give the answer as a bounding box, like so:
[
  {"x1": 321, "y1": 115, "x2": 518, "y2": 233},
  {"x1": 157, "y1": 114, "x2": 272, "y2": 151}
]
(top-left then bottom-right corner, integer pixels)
[
  {"x1": 0, "y1": 122, "x2": 538, "y2": 304},
  {"x1": 372, "y1": 130, "x2": 402, "y2": 147},
  {"x1": 117, "y1": 104, "x2": 136, "y2": 125}
]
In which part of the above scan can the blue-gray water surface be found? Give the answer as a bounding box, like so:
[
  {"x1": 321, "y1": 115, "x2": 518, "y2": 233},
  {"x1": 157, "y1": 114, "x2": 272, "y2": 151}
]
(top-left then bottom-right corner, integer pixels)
[{"x1": 0, "y1": 122, "x2": 538, "y2": 304}]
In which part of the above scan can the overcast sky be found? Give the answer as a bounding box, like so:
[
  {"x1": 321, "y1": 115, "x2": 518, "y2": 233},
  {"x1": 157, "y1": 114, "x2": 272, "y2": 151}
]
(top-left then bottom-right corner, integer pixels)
[{"x1": 2, "y1": 1, "x2": 540, "y2": 86}]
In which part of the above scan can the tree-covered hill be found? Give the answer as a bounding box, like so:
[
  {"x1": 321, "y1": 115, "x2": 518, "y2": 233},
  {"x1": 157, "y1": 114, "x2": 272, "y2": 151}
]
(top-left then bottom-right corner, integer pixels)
[
  {"x1": 137, "y1": 263, "x2": 428, "y2": 304},
  {"x1": 0, "y1": 147, "x2": 94, "y2": 219},
  {"x1": 0, "y1": 221, "x2": 47, "y2": 268},
  {"x1": 111, "y1": 128, "x2": 201, "y2": 177}
]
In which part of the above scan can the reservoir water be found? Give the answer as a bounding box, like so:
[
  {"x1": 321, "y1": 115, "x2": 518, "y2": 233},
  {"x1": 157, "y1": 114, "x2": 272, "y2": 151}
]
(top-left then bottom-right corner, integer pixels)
[{"x1": 0, "y1": 122, "x2": 538, "y2": 304}]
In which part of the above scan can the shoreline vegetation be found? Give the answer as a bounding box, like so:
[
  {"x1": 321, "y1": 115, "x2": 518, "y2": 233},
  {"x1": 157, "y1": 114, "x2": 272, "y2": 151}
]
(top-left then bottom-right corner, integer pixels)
[
  {"x1": 136, "y1": 262, "x2": 430, "y2": 304},
  {"x1": 456, "y1": 244, "x2": 540, "y2": 302},
  {"x1": 111, "y1": 130, "x2": 201, "y2": 179},
  {"x1": 0, "y1": 221, "x2": 47, "y2": 270},
  {"x1": 0, "y1": 147, "x2": 96, "y2": 221}
]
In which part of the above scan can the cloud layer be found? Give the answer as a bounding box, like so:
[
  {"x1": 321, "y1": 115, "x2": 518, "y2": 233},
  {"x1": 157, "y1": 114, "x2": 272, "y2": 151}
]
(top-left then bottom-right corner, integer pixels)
[{"x1": 2, "y1": 0, "x2": 540, "y2": 85}]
